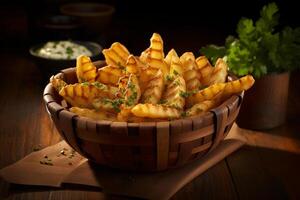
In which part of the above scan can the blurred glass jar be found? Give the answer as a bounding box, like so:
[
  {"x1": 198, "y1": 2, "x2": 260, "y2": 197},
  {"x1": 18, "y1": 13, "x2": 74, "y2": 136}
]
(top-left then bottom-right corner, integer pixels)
[{"x1": 60, "y1": 3, "x2": 115, "y2": 34}]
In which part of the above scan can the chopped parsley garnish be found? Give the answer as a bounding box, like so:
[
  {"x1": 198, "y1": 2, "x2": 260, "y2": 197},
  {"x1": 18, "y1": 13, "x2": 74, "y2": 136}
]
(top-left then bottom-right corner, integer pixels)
[
  {"x1": 124, "y1": 80, "x2": 138, "y2": 106},
  {"x1": 166, "y1": 74, "x2": 174, "y2": 82},
  {"x1": 92, "y1": 82, "x2": 106, "y2": 90},
  {"x1": 199, "y1": 85, "x2": 208, "y2": 90},
  {"x1": 173, "y1": 70, "x2": 179, "y2": 75},
  {"x1": 159, "y1": 99, "x2": 168, "y2": 104},
  {"x1": 119, "y1": 88, "x2": 126, "y2": 96},
  {"x1": 103, "y1": 98, "x2": 124, "y2": 113},
  {"x1": 174, "y1": 79, "x2": 181, "y2": 86},
  {"x1": 126, "y1": 91, "x2": 137, "y2": 106},
  {"x1": 170, "y1": 103, "x2": 181, "y2": 109},
  {"x1": 81, "y1": 82, "x2": 89, "y2": 86},
  {"x1": 179, "y1": 90, "x2": 197, "y2": 98},
  {"x1": 127, "y1": 81, "x2": 135, "y2": 90},
  {"x1": 66, "y1": 47, "x2": 74, "y2": 56},
  {"x1": 181, "y1": 111, "x2": 187, "y2": 118},
  {"x1": 117, "y1": 62, "x2": 126, "y2": 70}
]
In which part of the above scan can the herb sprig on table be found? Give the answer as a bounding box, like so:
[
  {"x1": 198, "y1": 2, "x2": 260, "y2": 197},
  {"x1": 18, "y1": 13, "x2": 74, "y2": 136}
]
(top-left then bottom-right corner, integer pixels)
[{"x1": 200, "y1": 2, "x2": 300, "y2": 78}]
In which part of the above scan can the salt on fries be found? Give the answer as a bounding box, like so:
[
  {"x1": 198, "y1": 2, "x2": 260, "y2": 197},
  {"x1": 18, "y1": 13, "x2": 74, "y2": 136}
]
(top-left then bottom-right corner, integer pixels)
[{"x1": 50, "y1": 33, "x2": 255, "y2": 122}]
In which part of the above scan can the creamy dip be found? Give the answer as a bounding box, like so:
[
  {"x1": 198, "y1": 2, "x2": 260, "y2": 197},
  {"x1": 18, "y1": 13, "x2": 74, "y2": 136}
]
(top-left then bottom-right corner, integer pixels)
[{"x1": 37, "y1": 41, "x2": 92, "y2": 60}]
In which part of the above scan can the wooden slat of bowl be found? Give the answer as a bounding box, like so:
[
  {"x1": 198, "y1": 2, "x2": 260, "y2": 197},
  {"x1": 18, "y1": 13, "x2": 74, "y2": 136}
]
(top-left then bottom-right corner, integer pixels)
[
  {"x1": 156, "y1": 122, "x2": 170, "y2": 170},
  {"x1": 169, "y1": 120, "x2": 183, "y2": 165},
  {"x1": 210, "y1": 105, "x2": 229, "y2": 152},
  {"x1": 43, "y1": 94, "x2": 55, "y2": 104},
  {"x1": 128, "y1": 123, "x2": 141, "y2": 168},
  {"x1": 61, "y1": 68, "x2": 78, "y2": 84},
  {"x1": 58, "y1": 110, "x2": 86, "y2": 156},
  {"x1": 139, "y1": 122, "x2": 156, "y2": 170},
  {"x1": 175, "y1": 119, "x2": 193, "y2": 166}
]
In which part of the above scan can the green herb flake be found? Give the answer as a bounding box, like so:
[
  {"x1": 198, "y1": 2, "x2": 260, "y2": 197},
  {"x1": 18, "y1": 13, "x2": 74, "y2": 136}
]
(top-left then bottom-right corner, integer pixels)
[
  {"x1": 181, "y1": 111, "x2": 187, "y2": 118},
  {"x1": 126, "y1": 91, "x2": 137, "y2": 106},
  {"x1": 199, "y1": 85, "x2": 208, "y2": 90},
  {"x1": 179, "y1": 90, "x2": 197, "y2": 98},
  {"x1": 127, "y1": 81, "x2": 135, "y2": 90},
  {"x1": 81, "y1": 82, "x2": 90, "y2": 86},
  {"x1": 170, "y1": 103, "x2": 181, "y2": 109},
  {"x1": 117, "y1": 62, "x2": 126, "y2": 70},
  {"x1": 102, "y1": 98, "x2": 124, "y2": 113},
  {"x1": 66, "y1": 47, "x2": 74, "y2": 56},
  {"x1": 173, "y1": 70, "x2": 179, "y2": 75},
  {"x1": 159, "y1": 99, "x2": 168, "y2": 104},
  {"x1": 174, "y1": 80, "x2": 181, "y2": 86},
  {"x1": 166, "y1": 74, "x2": 174, "y2": 82},
  {"x1": 93, "y1": 82, "x2": 106, "y2": 90}
]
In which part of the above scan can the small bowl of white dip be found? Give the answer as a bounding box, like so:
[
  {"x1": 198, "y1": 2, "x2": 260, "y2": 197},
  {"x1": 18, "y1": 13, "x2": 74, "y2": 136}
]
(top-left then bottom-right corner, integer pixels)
[{"x1": 30, "y1": 40, "x2": 102, "y2": 77}]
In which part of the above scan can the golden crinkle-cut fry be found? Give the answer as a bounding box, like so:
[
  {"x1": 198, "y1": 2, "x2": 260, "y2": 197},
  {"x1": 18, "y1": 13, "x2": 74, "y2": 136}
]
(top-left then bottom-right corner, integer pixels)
[
  {"x1": 165, "y1": 49, "x2": 179, "y2": 66},
  {"x1": 186, "y1": 82, "x2": 226, "y2": 107},
  {"x1": 162, "y1": 76, "x2": 186, "y2": 109},
  {"x1": 181, "y1": 52, "x2": 202, "y2": 91},
  {"x1": 117, "y1": 107, "x2": 145, "y2": 122},
  {"x1": 76, "y1": 55, "x2": 97, "y2": 83},
  {"x1": 131, "y1": 103, "x2": 181, "y2": 119},
  {"x1": 222, "y1": 75, "x2": 255, "y2": 98},
  {"x1": 138, "y1": 66, "x2": 158, "y2": 93},
  {"x1": 208, "y1": 58, "x2": 228, "y2": 85},
  {"x1": 169, "y1": 54, "x2": 184, "y2": 76},
  {"x1": 148, "y1": 33, "x2": 169, "y2": 78},
  {"x1": 125, "y1": 55, "x2": 148, "y2": 75},
  {"x1": 70, "y1": 107, "x2": 117, "y2": 121},
  {"x1": 92, "y1": 98, "x2": 115, "y2": 113},
  {"x1": 102, "y1": 42, "x2": 130, "y2": 68},
  {"x1": 50, "y1": 76, "x2": 67, "y2": 93},
  {"x1": 96, "y1": 65, "x2": 125, "y2": 86},
  {"x1": 59, "y1": 82, "x2": 118, "y2": 108},
  {"x1": 185, "y1": 100, "x2": 217, "y2": 117},
  {"x1": 117, "y1": 107, "x2": 167, "y2": 122},
  {"x1": 141, "y1": 69, "x2": 164, "y2": 104},
  {"x1": 125, "y1": 55, "x2": 150, "y2": 92},
  {"x1": 195, "y1": 56, "x2": 214, "y2": 85},
  {"x1": 139, "y1": 48, "x2": 150, "y2": 64},
  {"x1": 118, "y1": 74, "x2": 141, "y2": 107}
]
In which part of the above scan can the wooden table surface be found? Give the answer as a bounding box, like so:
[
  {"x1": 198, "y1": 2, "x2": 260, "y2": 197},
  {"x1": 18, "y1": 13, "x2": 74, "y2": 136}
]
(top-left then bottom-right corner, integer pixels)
[{"x1": 0, "y1": 51, "x2": 300, "y2": 200}]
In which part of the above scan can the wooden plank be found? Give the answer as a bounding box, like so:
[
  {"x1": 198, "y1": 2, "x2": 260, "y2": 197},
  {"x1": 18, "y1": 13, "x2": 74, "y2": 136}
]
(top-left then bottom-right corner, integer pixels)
[
  {"x1": 176, "y1": 119, "x2": 193, "y2": 166},
  {"x1": 172, "y1": 161, "x2": 238, "y2": 200},
  {"x1": 139, "y1": 122, "x2": 156, "y2": 170},
  {"x1": 156, "y1": 122, "x2": 170, "y2": 170},
  {"x1": 226, "y1": 146, "x2": 290, "y2": 200}
]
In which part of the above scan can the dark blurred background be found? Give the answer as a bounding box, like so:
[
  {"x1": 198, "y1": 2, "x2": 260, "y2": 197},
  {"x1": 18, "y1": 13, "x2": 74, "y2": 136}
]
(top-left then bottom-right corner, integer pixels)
[{"x1": 1, "y1": 0, "x2": 299, "y2": 55}]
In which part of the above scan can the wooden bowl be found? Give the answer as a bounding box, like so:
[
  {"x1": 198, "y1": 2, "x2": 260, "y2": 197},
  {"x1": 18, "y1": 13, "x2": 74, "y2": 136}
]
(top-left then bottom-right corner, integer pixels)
[{"x1": 43, "y1": 61, "x2": 244, "y2": 171}]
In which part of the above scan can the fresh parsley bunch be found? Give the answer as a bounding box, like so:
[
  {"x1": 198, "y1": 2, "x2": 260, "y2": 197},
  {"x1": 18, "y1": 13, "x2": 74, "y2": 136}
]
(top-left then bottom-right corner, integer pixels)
[{"x1": 200, "y1": 2, "x2": 300, "y2": 78}]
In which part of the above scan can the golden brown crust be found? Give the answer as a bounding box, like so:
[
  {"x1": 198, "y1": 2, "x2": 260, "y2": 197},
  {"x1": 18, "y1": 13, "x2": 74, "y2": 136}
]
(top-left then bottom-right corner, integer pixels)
[
  {"x1": 76, "y1": 55, "x2": 97, "y2": 83},
  {"x1": 131, "y1": 103, "x2": 181, "y2": 119}
]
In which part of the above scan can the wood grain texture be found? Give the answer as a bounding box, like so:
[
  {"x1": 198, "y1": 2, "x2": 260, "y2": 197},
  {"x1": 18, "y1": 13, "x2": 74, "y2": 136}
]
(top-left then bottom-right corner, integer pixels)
[
  {"x1": 237, "y1": 72, "x2": 290, "y2": 130},
  {"x1": 156, "y1": 122, "x2": 170, "y2": 170}
]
